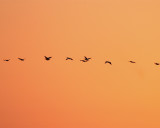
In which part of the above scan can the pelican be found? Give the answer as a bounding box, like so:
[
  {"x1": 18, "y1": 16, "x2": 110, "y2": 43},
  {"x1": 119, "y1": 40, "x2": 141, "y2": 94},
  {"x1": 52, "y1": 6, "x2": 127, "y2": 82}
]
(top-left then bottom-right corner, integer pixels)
[
  {"x1": 4, "y1": 59, "x2": 10, "y2": 62},
  {"x1": 44, "y1": 56, "x2": 52, "y2": 61},
  {"x1": 18, "y1": 58, "x2": 25, "y2": 61},
  {"x1": 84, "y1": 56, "x2": 91, "y2": 61},
  {"x1": 66, "y1": 57, "x2": 73, "y2": 60},
  {"x1": 80, "y1": 60, "x2": 87, "y2": 62},
  {"x1": 129, "y1": 61, "x2": 136, "y2": 63},
  {"x1": 154, "y1": 63, "x2": 160, "y2": 65},
  {"x1": 105, "y1": 61, "x2": 112, "y2": 65}
]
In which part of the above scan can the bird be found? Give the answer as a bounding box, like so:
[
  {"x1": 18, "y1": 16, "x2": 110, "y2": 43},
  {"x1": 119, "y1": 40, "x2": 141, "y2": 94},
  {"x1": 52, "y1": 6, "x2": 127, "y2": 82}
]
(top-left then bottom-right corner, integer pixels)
[
  {"x1": 44, "y1": 56, "x2": 52, "y2": 61},
  {"x1": 80, "y1": 60, "x2": 87, "y2": 62},
  {"x1": 80, "y1": 56, "x2": 91, "y2": 62},
  {"x1": 66, "y1": 57, "x2": 73, "y2": 60},
  {"x1": 18, "y1": 58, "x2": 25, "y2": 61},
  {"x1": 84, "y1": 56, "x2": 91, "y2": 61},
  {"x1": 129, "y1": 61, "x2": 136, "y2": 63},
  {"x1": 4, "y1": 59, "x2": 10, "y2": 62},
  {"x1": 105, "y1": 61, "x2": 112, "y2": 65},
  {"x1": 154, "y1": 63, "x2": 160, "y2": 65}
]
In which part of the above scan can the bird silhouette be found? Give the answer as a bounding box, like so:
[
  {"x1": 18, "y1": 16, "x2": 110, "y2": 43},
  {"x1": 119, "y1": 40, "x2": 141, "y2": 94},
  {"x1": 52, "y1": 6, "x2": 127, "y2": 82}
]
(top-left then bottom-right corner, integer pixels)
[
  {"x1": 44, "y1": 56, "x2": 52, "y2": 61},
  {"x1": 80, "y1": 56, "x2": 91, "y2": 62},
  {"x1": 84, "y1": 56, "x2": 91, "y2": 61},
  {"x1": 154, "y1": 63, "x2": 160, "y2": 65},
  {"x1": 105, "y1": 61, "x2": 112, "y2": 65},
  {"x1": 18, "y1": 58, "x2": 25, "y2": 61},
  {"x1": 129, "y1": 61, "x2": 136, "y2": 63},
  {"x1": 80, "y1": 60, "x2": 87, "y2": 62},
  {"x1": 4, "y1": 59, "x2": 10, "y2": 62},
  {"x1": 66, "y1": 57, "x2": 73, "y2": 60}
]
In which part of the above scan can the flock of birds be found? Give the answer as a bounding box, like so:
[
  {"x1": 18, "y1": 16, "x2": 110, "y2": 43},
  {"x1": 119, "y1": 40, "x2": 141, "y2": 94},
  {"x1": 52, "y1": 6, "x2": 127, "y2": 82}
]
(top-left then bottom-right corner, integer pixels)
[{"x1": 2, "y1": 56, "x2": 160, "y2": 65}]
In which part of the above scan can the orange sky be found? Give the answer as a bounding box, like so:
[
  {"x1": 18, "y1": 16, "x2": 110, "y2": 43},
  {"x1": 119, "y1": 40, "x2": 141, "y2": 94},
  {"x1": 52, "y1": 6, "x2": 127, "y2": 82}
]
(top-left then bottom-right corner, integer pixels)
[{"x1": 1, "y1": 0, "x2": 160, "y2": 128}]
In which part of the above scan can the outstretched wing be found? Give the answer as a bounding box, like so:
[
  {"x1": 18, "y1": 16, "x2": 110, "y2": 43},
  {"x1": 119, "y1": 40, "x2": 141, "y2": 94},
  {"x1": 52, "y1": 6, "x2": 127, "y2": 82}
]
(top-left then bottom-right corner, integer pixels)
[
  {"x1": 155, "y1": 63, "x2": 159, "y2": 65},
  {"x1": 84, "y1": 56, "x2": 88, "y2": 60},
  {"x1": 105, "y1": 61, "x2": 112, "y2": 65},
  {"x1": 44, "y1": 56, "x2": 47, "y2": 59}
]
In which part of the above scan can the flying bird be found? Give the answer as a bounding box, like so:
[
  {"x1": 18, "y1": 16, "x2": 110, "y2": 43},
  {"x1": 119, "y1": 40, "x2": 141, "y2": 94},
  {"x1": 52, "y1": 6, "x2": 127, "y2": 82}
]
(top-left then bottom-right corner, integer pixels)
[
  {"x1": 154, "y1": 63, "x2": 160, "y2": 65},
  {"x1": 80, "y1": 60, "x2": 87, "y2": 62},
  {"x1": 80, "y1": 56, "x2": 91, "y2": 62},
  {"x1": 18, "y1": 58, "x2": 25, "y2": 61},
  {"x1": 84, "y1": 56, "x2": 91, "y2": 61},
  {"x1": 129, "y1": 61, "x2": 136, "y2": 63},
  {"x1": 66, "y1": 57, "x2": 73, "y2": 60},
  {"x1": 105, "y1": 61, "x2": 112, "y2": 65},
  {"x1": 44, "y1": 56, "x2": 52, "y2": 61},
  {"x1": 4, "y1": 59, "x2": 10, "y2": 62}
]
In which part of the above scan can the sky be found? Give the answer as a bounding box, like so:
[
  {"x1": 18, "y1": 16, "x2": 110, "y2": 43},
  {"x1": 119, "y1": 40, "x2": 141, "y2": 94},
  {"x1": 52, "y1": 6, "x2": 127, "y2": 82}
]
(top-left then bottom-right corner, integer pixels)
[{"x1": 1, "y1": 0, "x2": 160, "y2": 128}]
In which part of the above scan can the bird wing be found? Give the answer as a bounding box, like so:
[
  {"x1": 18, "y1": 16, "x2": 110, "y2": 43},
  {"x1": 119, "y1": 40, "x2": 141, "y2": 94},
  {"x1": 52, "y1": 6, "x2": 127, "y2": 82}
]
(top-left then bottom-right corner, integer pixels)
[
  {"x1": 105, "y1": 61, "x2": 108, "y2": 63},
  {"x1": 105, "y1": 61, "x2": 112, "y2": 65},
  {"x1": 84, "y1": 56, "x2": 88, "y2": 60},
  {"x1": 18, "y1": 58, "x2": 23, "y2": 60},
  {"x1": 130, "y1": 61, "x2": 135, "y2": 63}
]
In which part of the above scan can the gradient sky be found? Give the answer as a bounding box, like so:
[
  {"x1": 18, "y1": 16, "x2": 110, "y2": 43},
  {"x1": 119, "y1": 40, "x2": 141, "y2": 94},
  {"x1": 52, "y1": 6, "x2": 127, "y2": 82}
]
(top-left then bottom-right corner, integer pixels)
[{"x1": 1, "y1": 0, "x2": 160, "y2": 128}]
